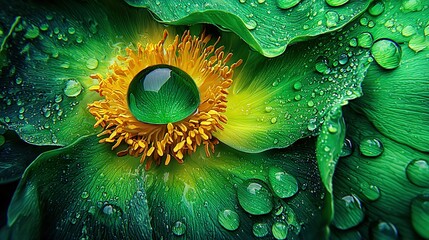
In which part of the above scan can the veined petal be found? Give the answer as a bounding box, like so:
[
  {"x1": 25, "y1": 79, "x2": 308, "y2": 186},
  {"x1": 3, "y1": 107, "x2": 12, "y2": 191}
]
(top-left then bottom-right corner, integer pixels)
[
  {"x1": 144, "y1": 139, "x2": 328, "y2": 239},
  {"x1": 7, "y1": 135, "x2": 152, "y2": 239},
  {"x1": 0, "y1": 0, "x2": 175, "y2": 146},
  {"x1": 124, "y1": 0, "x2": 372, "y2": 57},
  {"x1": 215, "y1": 23, "x2": 371, "y2": 153},
  {"x1": 332, "y1": 108, "x2": 429, "y2": 238}
]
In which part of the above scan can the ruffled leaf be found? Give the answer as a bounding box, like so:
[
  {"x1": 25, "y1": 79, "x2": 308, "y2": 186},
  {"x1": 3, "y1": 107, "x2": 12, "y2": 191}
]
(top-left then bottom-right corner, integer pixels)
[
  {"x1": 6, "y1": 135, "x2": 152, "y2": 239},
  {"x1": 214, "y1": 23, "x2": 371, "y2": 153},
  {"x1": 0, "y1": 130, "x2": 56, "y2": 184},
  {"x1": 124, "y1": 0, "x2": 372, "y2": 57},
  {"x1": 0, "y1": 0, "x2": 175, "y2": 146},
  {"x1": 332, "y1": 108, "x2": 429, "y2": 238},
  {"x1": 144, "y1": 138, "x2": 328, "y2": 239}
]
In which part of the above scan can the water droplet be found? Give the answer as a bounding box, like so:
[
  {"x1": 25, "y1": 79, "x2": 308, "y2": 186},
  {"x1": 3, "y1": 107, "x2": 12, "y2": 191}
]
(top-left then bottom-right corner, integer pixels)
[
  {"x1": 265, "y1": 106, "x2": 273, "y2": 113},
  {"x1": 293, "y1": 81, "x2": 302, "y2": 91},
  {"x1": 369, "y1": 2, "x2": 384, "y2": 16},
  {"x1": 411, "y1": 194, "x2": 429, "y2": 239},
  {"x1": 340, "y1": 138, "x2": 353, "y2": 157},
  {"x1": 277, "y1": 0, "x2": 301, "y2": 9},
  {"x1": 357, "y1": 32, "x2": 373, "y2": 48},
  {"x1": 325, "y1": 11, "x2": 339, "y2": 28},
  {"x1": 408, "y1": 35, "x2": 426, "y2": 52},
  {"x1": 68, "y1": 27, "x2": 76, "y2": 35},
  {"x1": 360, "y1": 182, "x2": 381, "y2": 201},
  {"x1": 401, "y1": 25, "x2": 416, "y2": 37},
  {"x1": 24, "y1": 25, "x2": 40, "y2": 39},
  {"x1": 294, "y1": 94, "x2": 302, "y2": 101},
  {"x1": 406, "y1": 159, "x2": 429, "y2": 187},
  {"x1": 64, "y1": 79, "x2": 82, "y2": 97},
  {"x1": 239, "y1": 0, "x2": 246, "y2": 3},
  {"x1": 81, "y1": 191, "x2": 89, "y2": 199},
  {"x1": 371, "y1": 39, "x2": 402, "y2": 69},
  {"x1": 325, "y1": 0, "x2": 349, "y2": 7},
  {"x1": 257, "y1": 0, "x2": 265, "y2": 3},
  {"x1": 272, "y1": 222, "x2": 288, "y2": 240},
  {"x1": 307, "y1": 119, "x2": 317, "y2": 131},
  {"x1": 86, "y1": 58, "x2": 99, "y2": 70},
  {"x1": 172, "y1": 221, "x2": 187, "y2": 236},
  {"x1": 401, "y1": 0, "x2": 424, "y2": 12},
  {"x1": 237, "y1": 179, "x2": 273, "y2": 215},
  {"x1": 40, "y1": 23, "x2": 49, "y2": 31},
  {"x1": 102, "y1": 204, "x2": 114, "y2": 215},
  {"x1": 307, "y1": 100, "x2": 314, "y2": 107},
  {"x1": 349, "y1": 38, "x2": 358, "y2": 47},
  {"x1": 246, "y1": 20, "x2": 257, "y2": 30},
  {"x1": 315, "y1": 57, "x2": 330, "y2": 74},
  {"x1": 253, "y1": 222, "x2": 269, "y2": 237},
  {"x1": 271, "y1": 117, "x2": 277, "y2": 124},
  {"x1": 268, "y1": 167, "x2": 298, "y2": 198},
  {"x1": 338, "y1": 53, "x2": 349, "y2": 65},
  {"x1": 370, "y1": 221, "x2": 398, "y2": 239},
  {"x1": 332, "y1": 194, "x2": 365, "y2": 230},
  {"x1": 0, "y1": 135, "x2": 5, "y2": 147},
  {"x1": 218, "y1": 209, "x2": 240, "y2": 231},
  {"x1": 359, "y1": 17, "x2": 368, "y2": 26},
  {"x1": 359, "y1": 137, "x2": 383, "y2": 157}
]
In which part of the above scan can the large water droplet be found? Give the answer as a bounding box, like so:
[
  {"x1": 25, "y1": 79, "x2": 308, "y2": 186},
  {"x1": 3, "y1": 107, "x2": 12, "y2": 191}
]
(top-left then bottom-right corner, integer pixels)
[
  {"x1": 406, "y1": 159, "x2": 429, "y2": 187},
  {"x1": 272, "y1": 222, "x2": 288, "y2": 240},
  {"x1": 332, "y1": 194, "x2": 365, "y2": 230},
  {"x1": 370, "y1": 221, "x2": 398, "y2": 239},
  {"x1": 237, "y1": 179, "x2": 273, "y2": 215},
  {"x1": 369, "y1": 2, "x2": 384, "y2": 16},
  {"x1": 277, "y1": 0, "x2": 301, "y2": 9},
  {"x1": 359, "y1": 137, "x2": 383, "y2": 157},
  {"x1": 127, "y1": 64, "x2": 200, "y2": 124},
  {"x1": 172, "y1": 221, "x2": 187, "y2": 236},
  {"x1": 253, "y1": 222, "x2": 269, "y2": 237},
  {"x1": 357, "y1": 32, "x2": 374, "y2": 48},
  {"x1": 325, "y1": 11, "x2": 339, "y2": 28},
  {"x1": 218, "y1": 209, "x2": 240, "y2": 231},
  {"x1": 371, "y1": 39, "x2": 402, "y2": 69},
  {"x1": 268, "y1": 167, "x2": 298, "y2": 198},
  {"x1": 315, "y1": 57, "x2": 330, "y2": 74},
  {"x1": 411, "y1": 194, "x2": 429, "y2": 238},
  {"x1": 325, "y1": 0, "x2": 349, "y2": 7},
  {"x1": 86, "y1": 58, "x2": 99, "y2": 70},
  {"x1": 64, "y1": 79, "x2": 82, "y2": 97}
]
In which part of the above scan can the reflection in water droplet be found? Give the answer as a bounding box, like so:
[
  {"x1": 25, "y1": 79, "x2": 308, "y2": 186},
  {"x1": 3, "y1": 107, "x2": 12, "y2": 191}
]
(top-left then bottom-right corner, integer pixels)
[
  {"x1": 64, "y1": 79, "x2": 82, "y2": 97},
  {"x1": 268, "y1": 167, "x2": 298, "y2": 198},
  {"x1": 253, "y1": 222, "x2": 269, "y2": 237},
  {"x1": 371, "y1": 39, "x2": 402, "y2": 69},
  {"x1": 411, "y1": 194, "x2": 429, "y2": 239},
  {"x1": 172, "y1": 221, "x2": 187, "y2": 236},
  {"x1": 406, "y1": 159, "x2": 429, "y2": 187},
  {"x1": 218, "y1": 209, "x2": 240, "y2": 231},
  {"x1": 272, "y1": 222, "x2": 288, "y2": 240},
  {"x1": 237, "y1": 179, "x2": 273, "y2": 215},
  {"x1": 332, "y1": 194, "x2": 365, "y2": 230},
  {"x1": 359, "y1": 137, "x2": 383, "y2": 157}
]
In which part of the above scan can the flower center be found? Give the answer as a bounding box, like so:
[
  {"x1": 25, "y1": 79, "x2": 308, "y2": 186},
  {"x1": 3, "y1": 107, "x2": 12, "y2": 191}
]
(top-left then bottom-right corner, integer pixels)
[
  {"x1": 88, "y1": 30, "x2": 242, "y2": 168},
  {"x1": 127, "y1": 64, "x2": 200, "y2": 124}
]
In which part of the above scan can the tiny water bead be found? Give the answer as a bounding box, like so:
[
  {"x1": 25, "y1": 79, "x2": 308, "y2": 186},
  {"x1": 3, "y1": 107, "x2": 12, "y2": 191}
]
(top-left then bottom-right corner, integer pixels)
[
  {"x1": 371, "y1": 39, "x2": 402, "y2": 69},
  {"x1": 406, "y1": 159, "x2": 429, "y2": 187},
  {"x1": 268, "y1": 167, "x2": 299, "y2": 198},
  {"x1": 237, "y1": 179, "x2": 273, "y2": 215},
  {"x1": 172, "y1": 221, "x2": 187, "y2": 236},
  {"x1": 359, "y1": 137, "x2": 383, "y2": 157},
  {"x1": 217, "y1": 209, "x2": 240, "y2": 231},
  {"x1": 127, "y1": 64, "x2": 200, "y2": 124},
  {"x1": 253, "y1": 222, "x2": 269, "y2": 237}
]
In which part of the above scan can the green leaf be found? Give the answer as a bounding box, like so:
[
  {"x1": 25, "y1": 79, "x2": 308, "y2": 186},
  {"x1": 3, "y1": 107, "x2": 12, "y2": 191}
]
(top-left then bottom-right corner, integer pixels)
[
  {"x1": 0, "y1": 130, "x2": 56, "y2": 184},
  {"x1": 316, "y1": 106, "x2": 345, "y2": 194},
  {"x1": 214, "y1": 23, "x2": 371, "y2": 153},
  {"x1": 7, "y1": 135, "x2": 152, "y2": 239},
  {"x1": 0, "y1": 0, "x2": 179, "y2": 146},
  {"x1": 124, "y1": 0, "x2": 372, "y2": 57},
  {"x1": 332, "y1": 107, "x2": 429, "y2": 238},
  {"x1": 144, "y1": 138, "x2": 327, "y2": 239}
]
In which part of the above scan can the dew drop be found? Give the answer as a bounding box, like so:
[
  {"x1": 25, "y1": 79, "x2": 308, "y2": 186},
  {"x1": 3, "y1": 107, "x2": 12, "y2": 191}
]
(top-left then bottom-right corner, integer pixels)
[
  {"x1": 24, "y1": 25, "x2": 40, "y2": 39},
  {"x1": 253, "y1": 222, "x2": 269, "y2": 237},
  {"x1": 172, "y1": 221, "x2": 187, "y2": 236},
  {"x1": 360, "y1": 182, "x2": 381, "y2": 201},
  {"x1": 276, "y1": 0, "x2": 301, "y2": 9},
  {"x1": 265, "y1": 106, "x2": 273, "y2": 113},
  {"x1": 218, "y1": 209, "x2": 240, "y2": 231},
  {"x1": 371, "y1": 39, "x2": 402, "y2": 69},
  {"x1": 338, "y1": 53, "x2": 349, "y2": 65},
  {"x1": 411, "y1": 194, "x2": 429, "y2": 239},
  {"x1": 81, "y1": 191, "x2": 89, "y2": 199},
  {"x1": 237, "y1": 179, "x2": 273, "y2": 215},
  {"x1": 246, "y1": 20, "x2": 257, "y2": 30},
  {"x1": 315, "y1": 57, "x2": 330, "y2": 74},
  {"x1": 332, "y1": 194, "x2": 365, "y2": 230},
  {"x1": 406, "y1": 159, "x2": 429, "y2": 187},
  {"x1": 86, "y1": 58, "x2": 99, "y2": 70},
  {"x1": 357, "y1": 32, "x2": 373, "y2": 48},
  {"x1": 307, "y1": 100, "x2": 314, "y2": 107},
  {"x1": 270, "y1": 117, "x2": 277, "y2": 124},
  {"x1": 272, "y1": 222, "x2": 288, "y2": 240},
  {"x1": 293, "y1": 81, "x2": 302, "y2": 91},
  {"x1": 408, "y1": 35, "x2": 426, "y2": 52},
  {"x1": 68, "y1": 27, "x2": 76, "y2": 35},
  {"x1": 369, "y1": 2, "x2": 384, "y2": 16},
  {"x1": 349, "y1": 38, "x2": 358, "y2": 47},
  {"x1": 64, "y1": 79, "x2": 82, "y2": 97},
  {"x1": 268, "y1": 167, "x2": 298, "y2": 198},
  {"x1": 359, "y1": 137, "x2": 383, "y2": 157},
  {"x1": 370, "y1": 221, "x2": 398, "y2": 239},
  {"x1": 325, "y1": 11, "x2": 339, "y2": 28},
  {"x1": 325, "y1": 0, "x2": 349, "y2": 7}
]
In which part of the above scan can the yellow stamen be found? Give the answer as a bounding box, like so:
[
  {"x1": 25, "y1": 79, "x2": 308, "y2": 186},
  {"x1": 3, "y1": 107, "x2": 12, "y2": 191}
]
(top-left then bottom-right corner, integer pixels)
[{"x1": 88, "y1": 30, "x2": 241, "y2": 166}]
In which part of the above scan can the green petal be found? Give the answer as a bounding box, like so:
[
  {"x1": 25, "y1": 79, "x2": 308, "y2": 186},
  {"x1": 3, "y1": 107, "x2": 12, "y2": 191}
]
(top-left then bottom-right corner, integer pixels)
[
  {"x1": 144, "y1": 139, "x2": 327, "y2": 239},
  {"x1": 0, "y1": 0, "x2": 171, "y2": 146},
  {"x1": 332, "y1": 108, "x2": 429, "y2": 238},
  {"x1": 124, "y1": 0, "x2": 372, "y2": 57},
  {"x1": 0, "y1": 130, "x2": 56, "y2": 184},
  {"x1": 7, "y1": 135, "x2": 152, "y2": 239},
  {"x1": 352, "y1": 45, "x2": 429, "y2": 152},
  {"x1": 214, "y1": 23, "x2": 371, "y2": 153}
]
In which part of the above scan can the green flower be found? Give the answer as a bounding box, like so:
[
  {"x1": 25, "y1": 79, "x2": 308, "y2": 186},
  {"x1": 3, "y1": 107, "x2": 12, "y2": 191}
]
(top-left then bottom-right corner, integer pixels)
[{"x1": 0, "y1": 0, "x2": 428, "y2": 239}]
